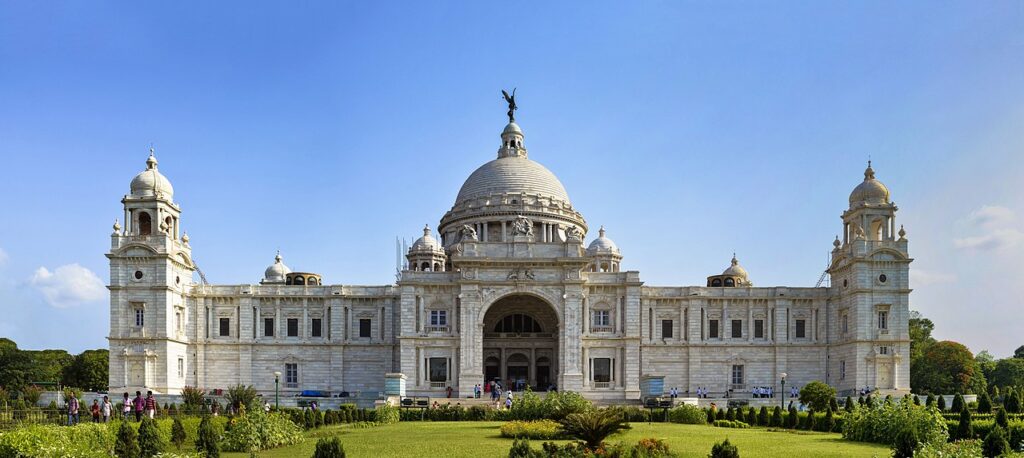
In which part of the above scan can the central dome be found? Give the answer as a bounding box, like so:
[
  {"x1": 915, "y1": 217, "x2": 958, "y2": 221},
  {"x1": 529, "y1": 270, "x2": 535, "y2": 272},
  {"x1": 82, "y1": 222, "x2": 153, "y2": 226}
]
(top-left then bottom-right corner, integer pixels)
[{"x1": 455, "y1": 156, "x2": 571, "y2": 205}]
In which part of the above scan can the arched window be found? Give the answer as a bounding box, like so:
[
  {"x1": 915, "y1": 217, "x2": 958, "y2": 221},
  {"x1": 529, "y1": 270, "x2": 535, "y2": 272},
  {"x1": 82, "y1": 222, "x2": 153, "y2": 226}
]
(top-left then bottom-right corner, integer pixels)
[
  {"x1": 711, "y1": 278, "x2": 723, "y2": 287},
  {"x1": 421, "y1": 262, "x2": 430, "y2": 271},
  {"x1": 433, "y1": 263, "x2": 442, "y2": 272},
  {"x1": 138, "y1": 212, "x2": 152, "y2": 235},
  {"x1": 493, "y1": 313, "x2": 543, "y2": 333},
  {"x1": 164, "y1": 216, "x2": 172, "y2": 232},
  {"x1": 724, "y1": 278, "x2": 735, "y2": 287},
  {"x1": 294, "y1": 276, "x2": 305, "y2": 285}
]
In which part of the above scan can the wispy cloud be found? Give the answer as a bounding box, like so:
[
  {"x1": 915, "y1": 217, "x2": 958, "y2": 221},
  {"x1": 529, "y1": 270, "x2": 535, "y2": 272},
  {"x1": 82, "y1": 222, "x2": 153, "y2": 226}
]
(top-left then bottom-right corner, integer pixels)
[
  {"x1": 29, "y1": 264, "x2": 106, "y2": 308},
  {"x1": 955, "y1": 205, "x2": 1024, "y2": 251},
  {"x1": 910, "y1": 269, "x2": 956, "y2": 286}
]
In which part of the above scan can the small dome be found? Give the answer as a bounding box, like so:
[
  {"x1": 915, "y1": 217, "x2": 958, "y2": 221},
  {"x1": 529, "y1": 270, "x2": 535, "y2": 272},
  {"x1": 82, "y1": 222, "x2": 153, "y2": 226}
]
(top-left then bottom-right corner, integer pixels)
[
  {"x1": 848, "y1": 162, "x2": 890, "y2": 206},
  {"x1": 263, "y1": 251, "x2": 291, "y2": 282},
  {"x1": 587, "y1": 226, "x2": 620, "y2": 255},
  {"x1": 722, "y1": 254, "x2": 749, "y2": 279},
  {"x1": 130, "y1": 150, "x2": 174, "y2": 199},
  {"x1": 502, "y1": 122, "x2": 523, "y2": 135},
  {"x1": 410, "y1": 225, "x2": 442, "y2": 252}
]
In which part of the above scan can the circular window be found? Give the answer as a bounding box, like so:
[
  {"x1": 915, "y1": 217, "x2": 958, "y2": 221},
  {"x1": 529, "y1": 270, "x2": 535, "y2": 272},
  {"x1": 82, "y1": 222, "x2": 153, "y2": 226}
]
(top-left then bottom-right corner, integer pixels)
[
  {"x1": 878, "y1": 274, "x2": 887, "y2": 283},
  {"x1": 134, "y1": 270, "x2": 144, "y2": 280},
  {"x1": 843, "y1": 279, "x2": 848, "y2": 288}
]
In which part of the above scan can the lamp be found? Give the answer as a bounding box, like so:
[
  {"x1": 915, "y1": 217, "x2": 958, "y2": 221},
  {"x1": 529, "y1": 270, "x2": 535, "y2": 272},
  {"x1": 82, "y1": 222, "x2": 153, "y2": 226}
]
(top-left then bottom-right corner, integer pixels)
[
  {"x1": 273, "y1": 371, "x2": 282, "y2": 410},
  {"x1": 780, "y1": 372, "x2": 788, "y2": 409}
]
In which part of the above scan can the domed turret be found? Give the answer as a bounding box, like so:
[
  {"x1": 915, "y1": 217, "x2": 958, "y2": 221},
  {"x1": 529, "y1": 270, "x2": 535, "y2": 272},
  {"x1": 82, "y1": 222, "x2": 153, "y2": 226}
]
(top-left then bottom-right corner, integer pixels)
[
  {"x1": 130, "y1": 148, "x2": 175, "y2": 199},
  {"x1": 848, "y1": 161, "x2": 890, "y2": 207},
  {"x1": 262, "y1": 251, "x2": 291, "y2": 284},
  {"x1": 587, "y1": 226, "x2": 622, "y2": 272},
  {"x1": 406, "y1": 225, "x2": 448, "y2": 272},
  {"x1": 707, "y1": 254, "x2": 753, "y2": 287}
]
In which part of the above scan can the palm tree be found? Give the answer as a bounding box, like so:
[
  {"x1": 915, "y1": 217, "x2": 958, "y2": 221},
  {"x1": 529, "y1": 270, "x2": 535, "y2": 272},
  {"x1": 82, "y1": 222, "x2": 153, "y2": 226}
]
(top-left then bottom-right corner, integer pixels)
[{"x1": 559, "y1": 408, "x2": 631, "y2": 450}]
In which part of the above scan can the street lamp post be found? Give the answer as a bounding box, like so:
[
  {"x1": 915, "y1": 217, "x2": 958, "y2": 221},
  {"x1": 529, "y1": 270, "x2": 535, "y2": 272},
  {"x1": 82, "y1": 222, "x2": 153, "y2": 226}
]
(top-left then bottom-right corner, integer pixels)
[
  {"x1": 273, "y1": 371, "x2": 281, "y2": 410},
  {"x1": 780, "y1": 372, "x2": 788, "y2": 410}
]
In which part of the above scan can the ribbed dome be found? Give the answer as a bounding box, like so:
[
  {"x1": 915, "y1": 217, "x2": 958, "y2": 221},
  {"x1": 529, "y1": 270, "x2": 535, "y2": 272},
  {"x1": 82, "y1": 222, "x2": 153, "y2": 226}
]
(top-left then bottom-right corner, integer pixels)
[
  {"x1": 456, "y1": 156, "x2": 571, "y2": 204},
  {"x1": 849, "y1": 162, "x2": 890, "y2": 206},
  {"x1": 130, "y1": 152, "x2": 174, "y2": 199},
  {"x1": 411, "y1": 225, "x2": 442, "y2": 252},
  {"x1": 587, "y1": 227, "x2": 620, "y2": 254},
  {"x1": 722, "y1": 254, "x2": 749, "y2": 279},
  {"x1": 264, "y1": 252, "x2": 291, "y2": 282}
]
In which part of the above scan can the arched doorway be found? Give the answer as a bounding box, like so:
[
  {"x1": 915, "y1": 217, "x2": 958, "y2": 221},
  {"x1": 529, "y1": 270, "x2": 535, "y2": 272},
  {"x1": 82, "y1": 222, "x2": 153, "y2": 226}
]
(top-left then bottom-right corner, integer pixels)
[{"x1": 482, "y1": 294, "x2": 559, "y2": 391}]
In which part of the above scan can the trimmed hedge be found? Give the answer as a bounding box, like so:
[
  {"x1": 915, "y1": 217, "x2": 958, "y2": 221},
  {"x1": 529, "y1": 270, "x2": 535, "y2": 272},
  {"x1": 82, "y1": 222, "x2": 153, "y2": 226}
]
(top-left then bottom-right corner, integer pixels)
[
  {"x1": 499, "y1": 420, "x2": 563, "y2": 440},
  {"x1": 712, "y1": 420, "x2": 750, "y2": 429}
]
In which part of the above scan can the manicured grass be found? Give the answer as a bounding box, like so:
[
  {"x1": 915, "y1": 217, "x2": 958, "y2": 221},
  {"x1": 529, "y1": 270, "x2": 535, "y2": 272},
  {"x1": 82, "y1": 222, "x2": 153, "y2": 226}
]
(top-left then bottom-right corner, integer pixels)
[{"x1": 224, "y1": 421, "x2": 890, "y2": 457}]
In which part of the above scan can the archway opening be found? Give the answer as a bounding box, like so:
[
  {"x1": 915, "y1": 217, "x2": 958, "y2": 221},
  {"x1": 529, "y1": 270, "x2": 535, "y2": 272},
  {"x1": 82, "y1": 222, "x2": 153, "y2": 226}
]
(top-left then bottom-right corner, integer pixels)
[{"x1": 482, "y1": 294, "x2": 559, "y2": 392}]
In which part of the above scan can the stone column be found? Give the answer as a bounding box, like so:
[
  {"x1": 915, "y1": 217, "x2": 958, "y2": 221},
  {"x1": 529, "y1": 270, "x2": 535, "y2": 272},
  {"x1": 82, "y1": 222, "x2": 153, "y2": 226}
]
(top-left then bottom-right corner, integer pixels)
[
  {"x1": 456, "y1": 286, "x2": 481, "y2": 398},
  {"x1": 582, "y1": 296, "x2": 589, "y2": 335},
  {"x1": 501, "y1": 221, "x2": 507, "y2": 242},
  {"x1": 562, "y1": 291, "x2": 584, "y2": 392}
]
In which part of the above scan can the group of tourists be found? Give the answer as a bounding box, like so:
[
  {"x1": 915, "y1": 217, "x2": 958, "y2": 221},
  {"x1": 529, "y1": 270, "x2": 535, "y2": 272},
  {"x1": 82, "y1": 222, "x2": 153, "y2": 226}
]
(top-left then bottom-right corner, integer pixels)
[
  {"x1": 117, "y1": 391, "x2": 158, "y2": 422},
  {"x1": 66, "y1": 391, "x2": 153, "y2": 425},
  {"x1": 695, "y1": 386, "x2": 711, "y2": 398},
  {"x1": 751, "y1": 386, "x2": 775, "y2": 398}
]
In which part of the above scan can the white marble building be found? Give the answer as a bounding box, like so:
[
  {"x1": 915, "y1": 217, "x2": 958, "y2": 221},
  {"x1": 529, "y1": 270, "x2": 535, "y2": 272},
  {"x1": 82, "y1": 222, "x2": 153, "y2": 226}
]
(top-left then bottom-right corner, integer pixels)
[{"x1": 108, "y1": 116, "x2": 911, "y2": 402}]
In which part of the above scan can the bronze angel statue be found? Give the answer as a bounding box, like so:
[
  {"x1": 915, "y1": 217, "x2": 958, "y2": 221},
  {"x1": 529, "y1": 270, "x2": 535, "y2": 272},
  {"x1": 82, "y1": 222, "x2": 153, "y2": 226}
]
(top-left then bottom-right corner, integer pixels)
[{"x1": 502, "y1": 88, "x2": 517, "y2": 123}]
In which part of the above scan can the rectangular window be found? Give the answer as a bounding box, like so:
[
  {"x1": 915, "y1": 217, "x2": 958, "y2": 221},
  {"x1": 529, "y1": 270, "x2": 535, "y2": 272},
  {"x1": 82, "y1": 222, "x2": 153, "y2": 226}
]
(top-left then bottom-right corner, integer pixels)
[
  {"x1": 709, "y1": 319, "x2": 719, "y2": 338},
  {"x1": 177, "y1": 358, "x2": 184, "y2": 379},
  {"x1": 841, "y1": 314, "x2": 849, "y2": 334},
  {"x1": 754, "y1": 319, "x2": 764, "y2": 338},
  {"x1": 731, "y1": 364, "x2": 744, "y2": 386},
  {"x1": 285, "y1": 363, "x2": 298, "y2": 388},
  {"x1": 795, "y1": 319, "x2": 806, "y2": 338},
  {"x1": 840, "y1": 360, "x2": 846, "y2": 380},
  {"x1": 593, "y1": 358, "x2": 611, "y2": 383},
  {"x1": 430, "y1": 310, "x2": 447, "y2": 326},
  {"x1": 879, "y1": 346, "x2": 889, "y2": 355},
  {"x1": 593, "y1": 310, "x2": 610, "y2": 328},
  {"x1": 264, "y1": 318, "x2": 274, "y2": 337},
  {"x1": 219, "y1": 318, "x2": 230, "y2": 337},
  {"x1": 661, "y1": 320, "x2": 673, "y2": 339},
  {"x1": 428, "y1": 357, "x2": 448, "y2": 382},
  {"x1": 135, "y1": 308, "x2": 145, "y2": 327},
  {"x1": 359, "y1": 319, "x2": 372, "y2": 338},
  {"x1": 878, "y1": 311, "x2": 888, "y2": 330},
  {"x1": 311, "y1": 318, "x2": 322, "y2": 337},
  {"x1": 287, "y1": 318, "x2": 298, "y2": 337},
  {"x1": 175, "y1": 311, "x2": 182, "y2": 333},
  {"x1": 731, "y1": 319, "x2": 742, "y2": 338}
]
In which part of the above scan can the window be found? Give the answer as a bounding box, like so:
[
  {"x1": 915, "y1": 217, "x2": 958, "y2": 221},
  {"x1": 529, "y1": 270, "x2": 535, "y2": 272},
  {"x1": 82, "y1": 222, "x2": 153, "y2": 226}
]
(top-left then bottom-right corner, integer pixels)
[
  {"x1": 359, "y1": 319, "x2": 372, "y2": 338},
  {"x1": 879, "y1": 346, "x2": 889, "y2": 355},
  {"x1": 264, "y1": 318, "x2": 274, "y2": 337},
  {"x1": 661, "y1": 320, "x2": 673, "y2": 339},
  {"x1": 592, "y1": 358, "x2": 611, "y2": 383},
  {"x1": 177, "y1": 358, "x2": 184, "y2": 379},
  {"x1": 311, "y1": 318, "x2": 322, "y2": 337},
  {"x1": 219, "y1": 318, "x2": 230, "y2": 337},
  {"x1": 724, "y1": 278, "x2": 735, "y2": 287},
  {"x1": 731, "y1": 319, "x2": 742, "y2": 338},
  {"x1": 175, "y1": 311, "x2": 182, "y2": 333},
  {"x1": 841, "y1": 314, "x2": 849, "y2": 334},
  {"x1": 754, "y1": 319, "x2": 764, "y2": 338},
  {"x1": 285, "y1": 363, "x2": 298, "y2": 388},
  {"x1": 840, "y1": 360, "x2": 846, "y2": 380},
  {"x1": 709, "y1": 319, "x2": 719, "y2": 338},
  {"x1": 795, "y1": 319, "x2": 806, "y2": 338},
  {"x1": 287, "y1": 318, "x2": 298, "y2": 337},
  {"x1": 135, "y1": 308, "x2": 145, "y2": 327},
  {"x1": 731, "y1": 365, "x2": 744, "y2": 386},
  {"x1": 592, "y1": 310, "x2": 610, "y2": 329},
  {"x1": 428, "y1": 357, "x2": 448, "y2": 382},
  {"x1": 430, "y1": 310, "x2": 447, "y2": 327},
  {"x1": 878, "y1": 311, "x2": 888, "y2": 330},
  {"x1": 494, "y1": 314, "x2": 543, "y2": 333},
  {"x1": 138, "y1": 212, "x2": 152, "y2": 235}
]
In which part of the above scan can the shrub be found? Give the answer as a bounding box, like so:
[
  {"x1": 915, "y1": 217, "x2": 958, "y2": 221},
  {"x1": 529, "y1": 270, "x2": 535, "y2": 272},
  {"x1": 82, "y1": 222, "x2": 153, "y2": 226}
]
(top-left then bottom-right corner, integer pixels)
[
  {"x1": 725, "y1": 407, "x2": 736, "y2": 422},
  {"x1": 171, "y1": 417, "x2": 187, "y2": 450},
  {"x1": 224, "y1": 384, "x2": 258, "y2": 412},
  {"x1": 891, "y1": 426, "x2": 919, "y2": 458},
  {"x1": 755, "y1": 406, "x2": 767, "y2": 426},
  {"x1": 822, "y1": 407, "x2": 836, "y2": 433},
  {"x1": 195, "y1": 415, "x2": 220, "y2": 458},
  {"x1": 221, "y1": 407, "x2": 303, "y2": 453},
  {"x1": 956, "y1": 408, "x2": 974, "y2": 441},
  {"x1": 559, "y1": 408, "x2": 631, "y2": 450},
  {"x1": 799, "y1": 381, "x2": 836, "y2": 412},
  {"x1": 982, "y1": 426, "x2": 1009, "y2": 458},
  {"x1": 0, "y1": 423, "x2": 114, "y2": 458},
  {"x1": 917, "y1": 439, "x2": 983, "y2": 458},
  {"x1": 116, "y1": 420, "x2": 142, "y2": 458},
  {"x1": 925, "y1": 394, "x2": 936, "y2": 408},
  {"x1": 785, "y1": 406, "x2": 798, "y2": 429},
  {"x1": 508, "y1": 438, "x2": 536, "y2": 458},
  {"x1": 180, "y1": 386, "x2": 206, "y2": 414},
  {"x1": 137, "y1": 417, "x2": 165, "y2": 457},
  {"x1": 771, "y1": 406, "x2": 783, "y2": 427},
  {"x1": 978, "y1": 392, "x2": 993, "y2": 414},
  {"x1": 712, "y1": 420, "x2": 749, "y2": 429},
  {"x1": 500, "y1": 420, "x2": 562, "y2": 439},
  {"x1": 805, "y1": 408, "x2": 817, "y2": 431},
  {"x1": 1006, "y1": 389, "x2": 1022, "y2": 414},
  {"x1": 716, "y1": 408, "x2": 726, "y2": 421},
  {"x1": 995, "y1": 407, "x2": 1009, "y2": 429},
  {"x1": 844, "y1": 396, "x2": 854, "y2": 413},
  {"x1": 938, "y1": 396, "x2": 947, "y2": 411},
  {"x1": 744, "y1": 407, "x2": 756, "y2": 426},
  {"x1": 952, "y1": 394, "x2": 965, "y2": 413},
  {"x1": 913, "y1": 395, "x2": 921, "y2": 406},
  {"x1": 312, "y1": 437, "x2": 346, "y2": 458},
  {"x1": 667, "y1": 404, "x2": 706, "y2": 424},
  {"x1": 635, "y1": 438, "x2": 671, "y2": 456},
  {"x1": 375, "y1": 404, "x2": 399, "y2": 424},
  {"x1": 710, "y1": 438, "x2": 739, "y2": 458},
  {"x1": 22, "y1": 385, "x2": 43, "y2": 406},
  {"x1": 843, "y1": 400, "x2": 948, "y2": 447}
]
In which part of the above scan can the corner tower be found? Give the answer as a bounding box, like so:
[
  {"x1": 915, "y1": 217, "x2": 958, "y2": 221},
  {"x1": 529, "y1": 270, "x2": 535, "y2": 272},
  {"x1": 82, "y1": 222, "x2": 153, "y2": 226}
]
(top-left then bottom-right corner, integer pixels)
[{"x1": 108, "y1": 149, "x2": 196, "y2": 394}]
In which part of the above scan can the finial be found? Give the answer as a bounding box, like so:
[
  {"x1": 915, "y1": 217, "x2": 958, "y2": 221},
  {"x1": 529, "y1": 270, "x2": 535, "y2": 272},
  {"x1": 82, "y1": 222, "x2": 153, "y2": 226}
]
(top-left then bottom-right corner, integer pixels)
[
  {"x1": 898, "y1": 225, "x2": 906, "y2": 240},
  {"x1": 598, "y1": 225, "x2": 606, "y2": 237},
  {"x1": 112, "y1": 219, "x2": 121, "y2": 234},
  {"x1": 423, "y1": 224, "x2": 432, "y2": 236},
  {"x1": 833, "y1": 235, "x2": 841, "y2": 248},
  {"x1": 146, "y1": 144, "x2": 158, "y2": 170},
  {"x1": 731, "y1": 253, "x2": 738, "y2": 265},
  {"x1": 502, "y1": 88, "x2": 517, "y2": 123},
  {"x1": 864, "y1": 159, "x2": 875, "y2": 180},
  {"x1": 275, "y1": 249, "x2": 282, "y2": 262},
  {"x1": 182, "y1": 231, "x2": 190, "y2": 244}
]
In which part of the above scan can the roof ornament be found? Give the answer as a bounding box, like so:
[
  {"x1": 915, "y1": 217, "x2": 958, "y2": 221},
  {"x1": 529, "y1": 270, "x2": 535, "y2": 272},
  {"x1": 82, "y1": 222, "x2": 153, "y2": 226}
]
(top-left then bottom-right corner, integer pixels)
[
  {"x1": 146, "y1": 144, "x2": 158, "y2": 170},
  {"x1": 833, "y1": 236, "x2": 841, "y2": 248},
  {"x1": 423, "y1": 224, "x2": 432, "y2": 237},
  {"x1": 898, "y1": 225, "x2": 907, "y2": 241},
  {"x1": 598, "y1": 226, "x2": 606, "y2": 238},
  {"x1": 864, "y1": 159, "x2": 875, "y2": 180},
  {"x1": 112, "y1": 219, "x2": 121, "y2": 235},
  {"x1": 502, "y1": 88, "x2": 517, "y2": 123},
  {"x1": 275, "y1": 249, "x2": 282, "y2": 263}
]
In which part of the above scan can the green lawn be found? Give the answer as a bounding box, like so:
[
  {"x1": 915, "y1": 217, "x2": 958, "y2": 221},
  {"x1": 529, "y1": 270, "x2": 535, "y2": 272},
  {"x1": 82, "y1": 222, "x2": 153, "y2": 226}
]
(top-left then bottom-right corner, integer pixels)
[{"x1": 225, "y1": 421, "x2": 890, "y2": 458}]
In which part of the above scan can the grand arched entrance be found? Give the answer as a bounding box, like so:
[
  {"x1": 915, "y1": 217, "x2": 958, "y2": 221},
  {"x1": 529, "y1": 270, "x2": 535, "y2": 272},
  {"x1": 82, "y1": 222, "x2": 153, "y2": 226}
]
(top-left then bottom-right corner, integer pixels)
[{"x1": 482, "y1": 294, "x2": 559, "y2": 391}]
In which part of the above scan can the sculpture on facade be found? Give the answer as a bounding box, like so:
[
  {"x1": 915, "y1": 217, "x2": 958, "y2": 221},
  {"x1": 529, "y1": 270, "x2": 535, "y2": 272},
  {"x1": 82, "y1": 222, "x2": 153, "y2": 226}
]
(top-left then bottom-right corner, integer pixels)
[
  {"x1": 512, "y1": 215, "x2": 533, "y2": 236},
  {"x1": 502, "y1": 88, "x2": 517, "y2": 123},
  {"x1": 459, "y1": 224, "x2": 478, "y2": 241},
  {"x1": 565, "y1": 226, "x2": 583, "y2": 241}
]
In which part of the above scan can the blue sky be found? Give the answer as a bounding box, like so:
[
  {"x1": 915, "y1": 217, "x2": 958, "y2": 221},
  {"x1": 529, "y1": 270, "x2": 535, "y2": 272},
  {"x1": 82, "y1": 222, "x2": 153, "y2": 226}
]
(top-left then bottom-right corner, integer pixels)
[{"x1": 0, "y1": 2, "x2": 1022, "y2": 356}]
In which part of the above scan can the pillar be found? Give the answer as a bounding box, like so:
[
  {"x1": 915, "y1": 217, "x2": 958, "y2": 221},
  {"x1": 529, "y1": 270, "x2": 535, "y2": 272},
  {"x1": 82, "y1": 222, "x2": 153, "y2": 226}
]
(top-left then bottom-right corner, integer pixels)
[{"x1": 501, "y1": 221, "x2": 507, "y2": 242}]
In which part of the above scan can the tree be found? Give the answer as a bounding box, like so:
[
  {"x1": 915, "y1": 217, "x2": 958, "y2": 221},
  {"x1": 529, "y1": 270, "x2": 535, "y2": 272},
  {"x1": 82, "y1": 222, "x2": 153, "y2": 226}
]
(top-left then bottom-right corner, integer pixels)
[
  {"x1": 225, "y1": 384, "x2": 258, "y2": 412},
  {"x1": 171, "y1": 417, "x2": 187, "y2": 450},
  {"x1": 892, "y1": 426, "x2": 919, "y2": 458},
  {"x1": 798, "y1": 381, "x2": 836, "y2": 411},
  {"x1": 909, "y1": 311, "x2": 936, "y2": 361},
  {"x1": 911, "y1": 341, "x2": 987, "y2": 395},
  {"x1": 758, "y1": 406, "x2": 769, "y2": 426},
  {"x1": 978, "y1": 392, "x2": 993, "y2": 414},
  {"x1": 982, "y1": 426, "x2": 1009, "y2": 458},
  {"x1": 990, "y1": 358, "x2": 1024, "y2": 389},
  {"x1": 559, "y1": 409, "x2": 631, "y2": 450},
  {"x1": 937, "y1": 396, "x2": 946, "y2": 411},
  {"x1": 180, "y1": 386, "x2": 205, "y2": 413},
  {"x1": 823, "y1": 407, "x2": 836, "y2": 432},
  {"x1": 196, "y1": 415, "x2": 220, "y2": 458},
  {"x1": 138, "y1": 417, "x2": 165, "y2": 457},
  {"x1": 312, "y1": 437, "x2": 346, "y2": 458},
  {"x1": 925, "y1": 394, "x2": 936, "y2": 408},
  {"x1": 976, "y1": 350, "x2": 998, "y2": 383},
  {"x1": 1006, "y1": 388, "x2": 1022, "y2": 414},
  {"x1": 771, "y1": 406, "x2": 783, "y2": 427},
  {"x1": 0, "y1": 338, "x2": 32, "y2": 392},
  {"x1": 951, "y1": 394, "x2": 965, "y2": 413},
  {"x1": 995, "y1": 407, "x2": 1009, "y2": 429},
  {"x1": 955, "y1": 408, "x2": 973, "y2": 441},
  {"x1": 786, "y1": 406, "x2": 799, "y2": 429},
  {"x1": 1014, "y1": 345, "x2": 1024, "y2": 359},
  {"x1": 710, "y1": 439, "x2": 739, "y2": 458},
  {"x1": 845, "y1": 396, "x2": 855, "y2": 413},
  {"x1": 25, "y1": 349, "x2": 73, "y2": 386},
  {"x1": 62, "y1": 349, "x2": 109, "y2": 391},
  {"x1": 115, "y1": 420, "x2": 141, "y2": 458}
]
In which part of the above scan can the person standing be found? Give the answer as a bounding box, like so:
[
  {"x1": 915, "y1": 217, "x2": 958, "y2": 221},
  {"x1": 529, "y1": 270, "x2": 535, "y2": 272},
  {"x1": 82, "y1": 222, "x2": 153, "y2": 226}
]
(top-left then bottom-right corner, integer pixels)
[
  {"x1": 90, "y1": 399, "x2": 100, "y2": 423},
  {"x1": 122, "y1": 392, "x2": 133, "y2": 420},
  {"x1": 145, "y1": 391, "x2": 157, "y2": 419},
  {"x1": 505, "y1": 390, "x2": 514, "y2": 410},
  {"x1": 67, "y1": 394, "x2": 80, "y2": 425},
  {"x1": 133, "y1": 391, "x2": 144, "y2": 421},
  {"x1": 101, "y1": 396, "x2": 113, "y2": 423}
]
